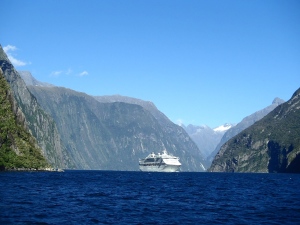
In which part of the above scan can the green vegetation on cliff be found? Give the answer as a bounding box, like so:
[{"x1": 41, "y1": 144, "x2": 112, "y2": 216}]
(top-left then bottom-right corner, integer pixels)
[
  {"x1": 0, "y1": 69, "x2": 49, "y2": 170},
  {"x1": 0, "y1": 45, "x2": 73, "y2": 169}
]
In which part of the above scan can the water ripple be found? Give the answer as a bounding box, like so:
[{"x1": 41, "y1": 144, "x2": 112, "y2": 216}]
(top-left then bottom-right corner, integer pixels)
[{"x1": 1, "y1": 171, "x2": 300, "y2": 224}]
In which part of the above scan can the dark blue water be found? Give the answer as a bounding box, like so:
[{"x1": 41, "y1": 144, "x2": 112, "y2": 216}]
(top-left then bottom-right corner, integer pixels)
[{"x1": 1, "y1": 171, "x2": 300, "y2": 224}]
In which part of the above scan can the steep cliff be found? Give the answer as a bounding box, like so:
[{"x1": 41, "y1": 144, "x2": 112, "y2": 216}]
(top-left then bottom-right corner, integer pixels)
[
  {"x1": 25, "y1": 84, "x2": 206, "y2": 171},
  {"x1": 0, "y1": 46, "x2": 72, "y2": 169},
  {"x1": 94, "y1": 95, "x2": 208, "y2": 169},
  {"x1": 0, "y1": 68, "x2": 49, "y2": 170},
  {"x1": 209, "y1": 88, "x2": 300, "y2": 173}
]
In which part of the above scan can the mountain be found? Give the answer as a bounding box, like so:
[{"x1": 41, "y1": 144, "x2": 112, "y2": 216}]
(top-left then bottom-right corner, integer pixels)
[
  {"x1": 207, "y1": 98, "x2": 285, "y2": 163},
  {"x1": 0, "y1": 67, "x2": 50, "y2": 170},
  {"x1": 95, "y1": 95, "x2": 237, "y2": 166},
  {"x1": 183, "y1": 124, "x2": 233, "y2": 159},
  {"x1": 94, "y1": 95, "x2": 169, "y2": 125},
  {"x1": 0, "y1": 45, "x2": 73, "y2": 169},
  {"x1": 18, "y1": 71, "x2": 54, "y2": 87},
  {"x1": 21, "y1": 74, "x2": 206, "y2": 171},
  {"x1": 94, "y1": 95, "x2": 208, "y2": 168},
  {"x1": 209, "y1": 88, "x2": 300, "y2": 173}
]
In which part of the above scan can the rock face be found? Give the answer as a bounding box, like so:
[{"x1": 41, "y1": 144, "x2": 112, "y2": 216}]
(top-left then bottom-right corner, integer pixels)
[
  {"x1": 18, "y1": 71, "x2": 54, "y2": 87},
  {"x1": 0, "y1": 67, "x2": 49, "y2": 170},
  {"x1": 207, "y1": 98, "x2": 285, "y2": 163},
  {"x1": 24, "y1": 87, "x2": 206, "y2": 171},
  {"x1": 209, "y1": 88, "x2": 300, "y2": 173},
  {"x1": 94, "y1": 95, "x2": 170, "y2": 126},
  {"x1": 0, "y1": 46, "x2": 72, "y2": 169}
]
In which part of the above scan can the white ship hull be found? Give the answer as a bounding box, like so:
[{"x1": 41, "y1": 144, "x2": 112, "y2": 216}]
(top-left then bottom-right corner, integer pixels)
[{"x1": 139, "y1": 164, "x2": 180, "y2": 172}]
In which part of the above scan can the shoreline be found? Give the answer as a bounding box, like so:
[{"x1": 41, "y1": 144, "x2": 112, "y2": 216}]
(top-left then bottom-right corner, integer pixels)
[{"x1": 0, "y1": 167, "x2": 64, "y2": 172}]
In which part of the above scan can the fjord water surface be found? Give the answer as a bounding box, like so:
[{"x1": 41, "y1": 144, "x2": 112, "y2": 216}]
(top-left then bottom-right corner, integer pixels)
[{"x1": 1, "y1": 171, "x2": 300, "y2": 224}]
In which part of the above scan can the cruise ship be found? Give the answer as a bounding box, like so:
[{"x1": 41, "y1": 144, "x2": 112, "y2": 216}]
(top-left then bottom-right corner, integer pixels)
[{"x1": 139, "y1": 150, "x2": 181, "y2": 172}]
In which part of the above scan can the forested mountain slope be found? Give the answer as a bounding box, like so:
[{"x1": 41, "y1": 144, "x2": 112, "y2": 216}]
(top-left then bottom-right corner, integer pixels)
[{"x1": 0, "y1": 68, "x2": 49, "y2": 170}]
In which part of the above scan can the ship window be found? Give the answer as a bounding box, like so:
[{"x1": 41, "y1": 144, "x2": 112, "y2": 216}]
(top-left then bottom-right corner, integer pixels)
[{"x1": 145, "y1": 158, "x2": 155, "y2": 162}]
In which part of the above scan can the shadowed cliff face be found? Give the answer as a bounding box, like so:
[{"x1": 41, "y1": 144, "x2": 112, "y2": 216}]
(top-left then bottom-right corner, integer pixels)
[
  {"x1": 27, "y1": 85, "x2": 207, "y2": 171},
  {"x1": 267, "y1": 141, "x2": 288, "y2": 173},
  {"x1": 209, "y1": 88, "x2": 300, "y2": 173},
  {"x1": 0, "y1": 46, "x2": 73, "y2": 169}
]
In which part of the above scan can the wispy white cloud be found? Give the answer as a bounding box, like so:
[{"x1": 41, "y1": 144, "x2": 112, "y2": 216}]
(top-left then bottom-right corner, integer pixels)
[
  {"x1": 50, "y1": 68, "x2": 72, "y2": 77},
  {"x1": 3, "y1": 45, "x2": 17, "y2": 52},
  {"x1": 66, "y1": 68, "x2": 72, "y2": 75},
  {"x1": 50, "y1": 71, "x2": 63, "y2": 77},
  {"x1": 50, "y1": 69, "x2": 89, "y2": 77},
  {"x1": 78, "y1": 71, "x2": 88, "y2": 77},
  {"x1": 3, "y1": 45, "x2": 27, "y2": 67}
]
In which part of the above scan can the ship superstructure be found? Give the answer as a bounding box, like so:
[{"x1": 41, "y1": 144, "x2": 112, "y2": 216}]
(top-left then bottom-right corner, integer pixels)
[{"x1": 139, "y1": 150, "x2": 181, "y2": 172}]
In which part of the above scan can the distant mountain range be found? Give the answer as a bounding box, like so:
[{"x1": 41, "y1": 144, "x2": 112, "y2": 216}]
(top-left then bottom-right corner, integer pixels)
[
  {"x1": 18, "y1": 66, "x2": 288, "y2": 172},
  {"x1": 183, "y1": 123, "x2": 233, "y2": 159},
  {"x1": 209, "y1": 88, "x2": 300, "y2": 173},
  {"x1": 2, "y1": 44, "x2": 299, "y2": 173},
  {"x1": 18, "y1": 72, "x2": 206, "y2": 171}
]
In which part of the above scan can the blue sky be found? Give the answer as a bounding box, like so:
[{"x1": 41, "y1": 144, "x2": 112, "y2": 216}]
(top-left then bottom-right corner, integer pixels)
[{"x1": 1, "y1": 0, "x2": 299, "y2": 128}]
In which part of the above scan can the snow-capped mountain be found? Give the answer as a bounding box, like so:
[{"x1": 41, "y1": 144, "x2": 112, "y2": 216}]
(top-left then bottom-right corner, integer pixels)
[
  {"x1": 213, "y1": 123, "x2": 233, "y2": 132},
  {"x1": 184, "y1": 123, "x2": 234, "y2": 158}
]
